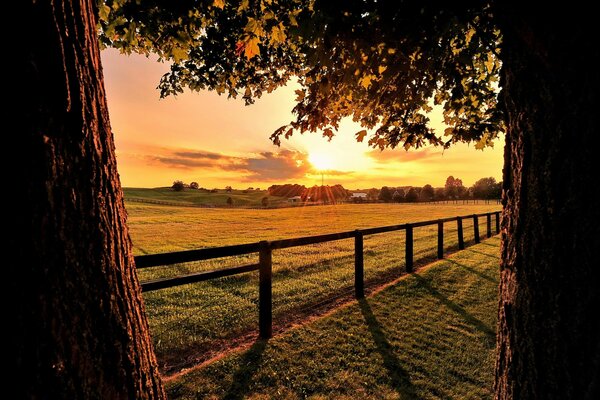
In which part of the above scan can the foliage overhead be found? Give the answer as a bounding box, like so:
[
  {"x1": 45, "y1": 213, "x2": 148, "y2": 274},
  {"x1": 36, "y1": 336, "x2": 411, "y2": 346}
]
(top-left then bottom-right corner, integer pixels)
[{"x1": 99, "y1": 0, "x2": 503, "y2": 151}]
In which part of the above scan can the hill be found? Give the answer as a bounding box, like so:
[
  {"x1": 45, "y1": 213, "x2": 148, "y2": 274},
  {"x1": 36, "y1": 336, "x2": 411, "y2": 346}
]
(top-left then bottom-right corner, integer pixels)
[{"x1": 123, "y1": 187, "x2": 288, "y2": 208}]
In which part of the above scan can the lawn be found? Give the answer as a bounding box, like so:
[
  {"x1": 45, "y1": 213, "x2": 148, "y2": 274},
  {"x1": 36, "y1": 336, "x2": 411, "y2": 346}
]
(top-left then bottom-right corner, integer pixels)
[
  {"x1": 128, "y1": 202, "x2": 500, "y2": 374},
  {"x1": 166, "y1": 237, "x2": 500, "y2": 399}
]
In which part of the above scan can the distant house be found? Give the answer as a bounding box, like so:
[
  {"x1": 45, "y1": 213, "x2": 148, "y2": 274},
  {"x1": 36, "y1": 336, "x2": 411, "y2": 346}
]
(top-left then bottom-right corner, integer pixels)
[
  {"x1": 288, "y1": 196, "x2": 303, "y2": 203},
  {"x1": 350, "y1": 192, "x2": 368, "y2": 203}
]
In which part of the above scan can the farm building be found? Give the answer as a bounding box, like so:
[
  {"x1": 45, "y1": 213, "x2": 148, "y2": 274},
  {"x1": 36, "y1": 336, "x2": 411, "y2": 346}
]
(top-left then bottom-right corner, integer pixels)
[
  {"x1": 350, "y1": 192, "x2": 367, "y2": 199},
  {"x1": 288, "y1": 196, "x2": 303, "y2": 203}
]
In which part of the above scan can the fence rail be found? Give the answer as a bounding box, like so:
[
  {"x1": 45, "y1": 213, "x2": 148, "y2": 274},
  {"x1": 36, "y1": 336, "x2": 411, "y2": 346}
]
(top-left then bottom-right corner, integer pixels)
[{"x1": 136, "y1": 211, "x2": 501, "y2": 339}]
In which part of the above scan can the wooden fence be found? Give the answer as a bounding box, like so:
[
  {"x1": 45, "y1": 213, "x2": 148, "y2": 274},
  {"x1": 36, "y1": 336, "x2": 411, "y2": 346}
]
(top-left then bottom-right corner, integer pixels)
[{"x1": 136, "y1": 211, "x2": 501, "y2": 339}]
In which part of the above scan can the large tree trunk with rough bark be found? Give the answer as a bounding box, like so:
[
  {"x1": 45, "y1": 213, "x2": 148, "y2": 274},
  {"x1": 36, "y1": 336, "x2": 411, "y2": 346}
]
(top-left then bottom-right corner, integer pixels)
[
  {"x1": 12, "y1": 0, "x2": 165, "y2": 398},
  {"x1": 495, "y1": 5, "x2": 600, "y2": 399}
]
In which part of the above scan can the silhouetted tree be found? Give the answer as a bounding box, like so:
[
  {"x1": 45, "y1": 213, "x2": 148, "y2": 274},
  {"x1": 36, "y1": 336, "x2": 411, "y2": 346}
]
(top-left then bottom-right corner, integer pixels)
[
  {"x1": 392, "y1": 189, "x2": 405, "y2": 203},
  {"x1": 405, "y1": 188, "x2": 419, "y2": 202},
  {"x1": 434, "y1": 188, "x2": 446, "y2": 201},
  {"x1": 378, "y1": 186, "x2": 393, "y2": 202},
  {"x1": 421, "y1": 184, "x2": 434, "y2": 201},
  {"x1": 172, "y1": 180, "x2": 185, "y2": 192},
  {"x1": 471, "y1": 177, "x2": 501, "y2": 199},
  {"x1": 445, "y1": 176, "x2": 465, "y2": 199},
  {"x1": 367, "y1": 188, "x2": 379, "y2": 201},
  {"x1": 225, "y1": 186, "x2": 233, "y2": 192},
  {"x1": 189, "y1": 181, "x2": 199, "y2": 190}
]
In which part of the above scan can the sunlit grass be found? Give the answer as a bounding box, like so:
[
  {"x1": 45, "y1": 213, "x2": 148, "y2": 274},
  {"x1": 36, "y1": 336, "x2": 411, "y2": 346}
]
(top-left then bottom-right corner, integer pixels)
[
  {"x1": 129, "y1": 202, "x2": 501, "y2": 372},
  {"x1": 167, "y1": 237, "x2": 500, "y2": 399}
]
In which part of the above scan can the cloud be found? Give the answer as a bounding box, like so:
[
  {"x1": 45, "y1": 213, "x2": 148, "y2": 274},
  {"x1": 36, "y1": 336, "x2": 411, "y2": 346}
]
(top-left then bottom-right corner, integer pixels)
[
  {"x1": 172, "y1": 150, "x2": 227, "y2": 160},
  {"x1": 312, "y1": 169, "x2": 354, "y2": 176},
  {"x1": 241, "y1": 150, "x2": 312, "y2": 181},
  {"x1": 367, "y1": 148, "x2": 440, "y2": 163},
  {"x1": 148, "y1": 147, "x2": 317, "y2": 182}
]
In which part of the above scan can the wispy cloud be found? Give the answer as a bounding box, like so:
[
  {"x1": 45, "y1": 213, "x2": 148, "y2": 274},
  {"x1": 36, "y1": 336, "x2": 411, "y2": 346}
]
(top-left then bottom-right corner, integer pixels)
[{"x1": 367, "y1": 148, "x2": 440, "y2": 163}]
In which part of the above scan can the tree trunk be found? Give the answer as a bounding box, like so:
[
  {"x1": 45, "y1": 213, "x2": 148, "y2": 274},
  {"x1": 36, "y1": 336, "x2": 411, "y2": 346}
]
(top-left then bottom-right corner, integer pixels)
[
  {"x1": 12, "y1": 1, "x2": 165, "y2": 398},
  {"x1": 495, "y1": 5, "x2": 600, "y2": 399}
]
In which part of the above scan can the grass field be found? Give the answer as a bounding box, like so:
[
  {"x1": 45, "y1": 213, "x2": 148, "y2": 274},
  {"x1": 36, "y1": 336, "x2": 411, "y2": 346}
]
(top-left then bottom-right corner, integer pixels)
[
  {"x1": 128, "y1": 202, "x2": 501, "y2": 374},
  {"x1": 167, "y1": 237, "x2": 500, "y2": 399},
  {"x1": 124, "y1": 187, "x2": 288, "y2": 208}
]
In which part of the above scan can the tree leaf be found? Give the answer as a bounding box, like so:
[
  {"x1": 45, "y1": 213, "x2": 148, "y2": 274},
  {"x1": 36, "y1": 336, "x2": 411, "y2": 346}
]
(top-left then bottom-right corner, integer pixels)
[
  {"x1": 295, "y1": 89, "x2": 305, "y2": 102},
  {"x1": 245, "y1": 18, "x2": 264, "y2": 37},
  {"x1": 244, "y1": 37, "x2": 261, "y2": 59},
  {"x1": 213, "y1": 0, "x2": 225, "y2": 10},
  {"x1": 355, "y1": 129, "x2": 368, "y2": 142},
  {"x1": 98, "y1": 4, "x2": 111, "y2": 21},
  {"x1": 237, "y1": 0, "x2": 249, "y2": 12},
  {"x1": 270, "y1": 23, "x2": 287, "y2": 46}
]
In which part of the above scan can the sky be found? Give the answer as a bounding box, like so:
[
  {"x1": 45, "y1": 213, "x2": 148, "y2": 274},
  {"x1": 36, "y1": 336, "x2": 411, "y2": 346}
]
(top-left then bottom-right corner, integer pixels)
[{"x1": 101, "y1": 49, "x2": 504, "y2": 189}]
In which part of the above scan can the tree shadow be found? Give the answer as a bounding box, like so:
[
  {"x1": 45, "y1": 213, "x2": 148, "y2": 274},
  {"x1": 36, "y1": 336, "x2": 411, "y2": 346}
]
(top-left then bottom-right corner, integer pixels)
[
  {"x1": 358, "y1": 299, "x2": 418, "y2": 398},
  {"x1": 463, "y1": 248, "x2": 499, "y2": 260},
  {"x1": 411, "y1": 274, "x2": 495, "y2": 341},
  {"x1": 223, "y1": 339, "x2": 268, "y2": 400},
  {"x1": 445, "y1": 259, "x2": 497, "y2": 283}
]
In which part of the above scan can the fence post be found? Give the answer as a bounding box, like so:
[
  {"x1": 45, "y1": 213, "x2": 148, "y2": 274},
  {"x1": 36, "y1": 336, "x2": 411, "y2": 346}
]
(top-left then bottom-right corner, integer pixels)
[
  {"x1": 473, "y1": 215, "x2": 480, "y2": 243},
  {"x1": 259, "y1": 240, "x2": 272, "y2": 339},
  {"x1": 495, "y1": 211, "x2": 500, "y2": 234},
  {"x1": 486, "y1": 214, "x2": 492, "y2": 238},
  {"x1": 354, "y1": 230, "x2": 364, "y2": 299},
  {"x1": 457, "y1": 217, "x2": 465, "y2": 250},
  {"x1": 405, "y1": 224, "x2": 414, "y2": 272},
  {"x1": 437, "y1": 221, "x2": 444, "y2": 259}
]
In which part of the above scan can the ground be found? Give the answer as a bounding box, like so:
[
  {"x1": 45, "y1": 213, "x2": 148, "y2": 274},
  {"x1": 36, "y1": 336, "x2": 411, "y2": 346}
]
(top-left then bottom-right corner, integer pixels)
[
  {"x1": 127, "y1": 202, "x2": 500, "y2": 378},
  {"x1": 165, "y1": 237, "x2": 500, "y2": 399}
]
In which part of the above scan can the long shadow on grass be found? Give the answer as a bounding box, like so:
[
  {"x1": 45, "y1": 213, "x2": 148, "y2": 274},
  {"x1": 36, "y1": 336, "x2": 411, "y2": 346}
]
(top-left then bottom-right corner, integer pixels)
[
  {"x1": 411, "y1": 274, "x2": 495, "y2": 341},
  {"x1": 463, "y1": 248, "x2": 499, "y2": 260},
  {"x1": 446, "y1": 259, "x2": 497, "y2": 283},
  {"x1": 222, "y1": 340, "x2": 267, "y2": 400},
  {"x1": 358, "y1": 299, "x2": 417, "y2": 398}
]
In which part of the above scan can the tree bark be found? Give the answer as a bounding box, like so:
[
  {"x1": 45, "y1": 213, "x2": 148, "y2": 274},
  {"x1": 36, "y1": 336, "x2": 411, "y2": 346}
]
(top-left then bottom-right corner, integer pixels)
[
  {"x1": 495, "y1": 5, "x2": 600, "y2": 399},
  {"x1": 12, "y1": 0, "x2": 165, "y2": 398}
]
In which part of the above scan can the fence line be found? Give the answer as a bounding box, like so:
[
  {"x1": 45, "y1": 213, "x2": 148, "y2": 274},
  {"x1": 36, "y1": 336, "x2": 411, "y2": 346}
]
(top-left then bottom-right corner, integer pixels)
[{"x1": 136, "y1": 211, "x2": 501, "y2": 339}]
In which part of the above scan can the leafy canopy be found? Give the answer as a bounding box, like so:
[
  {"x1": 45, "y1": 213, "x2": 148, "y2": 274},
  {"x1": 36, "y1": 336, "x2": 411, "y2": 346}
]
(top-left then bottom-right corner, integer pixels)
[{"x1": 99, "y1": 0, "x2": 502, "y2": 151}]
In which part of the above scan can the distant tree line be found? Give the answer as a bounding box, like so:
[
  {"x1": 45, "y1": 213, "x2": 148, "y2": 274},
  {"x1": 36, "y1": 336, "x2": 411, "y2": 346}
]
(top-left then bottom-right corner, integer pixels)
[
  {"x1": 355, "y1": 176, "x2": 501, "y2": 203},
  {"x1": 172, "y1": 176, "x2": 500, "y2": 204}
]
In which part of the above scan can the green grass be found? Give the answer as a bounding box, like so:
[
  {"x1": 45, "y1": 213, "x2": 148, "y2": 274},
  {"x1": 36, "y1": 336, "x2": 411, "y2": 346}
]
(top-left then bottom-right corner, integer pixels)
[
  {"x1": 124, "y1": 187, "x2": 288, "y2": 208},
  {"x1": 128, "y1": 203, "x2": 500, "y2": 373},
  {"x1": 167, "y1": 237, "x2": 500, "y2": 399}
]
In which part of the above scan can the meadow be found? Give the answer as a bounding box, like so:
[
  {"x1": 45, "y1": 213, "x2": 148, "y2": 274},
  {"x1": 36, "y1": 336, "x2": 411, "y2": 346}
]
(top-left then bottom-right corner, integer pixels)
[
  {"x1": 167, "y1": 238, "x2": 500, "y2": 399},
  {"x1": 124, "y1": 187, "x2": 288, "y2": 208},
  {"x1": 128, "y1": 202, "x2": 501, "y2": 374}
]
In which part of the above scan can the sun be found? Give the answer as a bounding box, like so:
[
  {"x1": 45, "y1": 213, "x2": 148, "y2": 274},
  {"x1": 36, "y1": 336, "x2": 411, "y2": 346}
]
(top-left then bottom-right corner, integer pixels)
[{"x1": 308, "y1": 152, "x2": 333, "y2": 170}]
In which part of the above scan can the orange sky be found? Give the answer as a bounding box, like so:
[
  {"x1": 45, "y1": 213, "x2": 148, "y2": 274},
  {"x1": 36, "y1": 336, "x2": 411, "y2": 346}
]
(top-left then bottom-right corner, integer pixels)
[{"x1": 101, "y1": 49, "x2": 504, "y2": 189}]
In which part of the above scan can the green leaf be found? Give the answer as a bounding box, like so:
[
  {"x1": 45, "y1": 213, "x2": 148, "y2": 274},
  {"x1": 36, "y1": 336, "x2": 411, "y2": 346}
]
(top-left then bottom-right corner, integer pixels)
[{"x1": 98, "y1": 4, "x2": 111, "y2": 22}]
